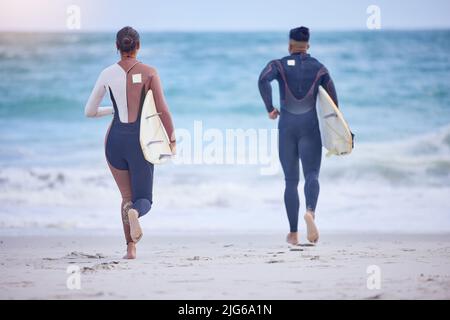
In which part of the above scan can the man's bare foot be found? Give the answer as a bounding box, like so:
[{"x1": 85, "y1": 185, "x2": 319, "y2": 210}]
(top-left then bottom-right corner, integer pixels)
[
  {"x1": 128, "y1": 209, "x2": 143, "y2": 243},
  {"x1": 286, "y1": 232, "x2": 299, "y2": 245},
  {"x1": 123, "y1": 242, "x2": 136, "y2": 259},
  {"x1": 304, "y1": 211, "x2": 319, "y2": 243}
]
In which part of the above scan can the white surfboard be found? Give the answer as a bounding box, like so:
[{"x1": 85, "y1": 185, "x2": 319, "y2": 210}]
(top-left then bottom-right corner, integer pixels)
[
  {"x1": 316, "y1": 86, "x2": 353, "y2": 156},
  {"x1": 139, "y1": 90, "x2": 172, "y2": 164}
]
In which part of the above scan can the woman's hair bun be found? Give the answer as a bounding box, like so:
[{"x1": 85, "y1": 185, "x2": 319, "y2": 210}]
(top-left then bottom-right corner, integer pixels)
[{"x1": 116, "y1": 27, "x2": 140, "y2": 53}]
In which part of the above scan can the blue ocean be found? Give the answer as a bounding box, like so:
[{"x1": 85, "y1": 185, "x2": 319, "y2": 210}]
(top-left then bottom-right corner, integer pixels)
[{"x1": 1, "y1": 31, "x2": 449, "y2": 234}]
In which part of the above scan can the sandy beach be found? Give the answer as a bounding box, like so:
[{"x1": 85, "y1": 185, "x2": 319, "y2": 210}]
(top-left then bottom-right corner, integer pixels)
[
  {"x1": 1, "y1": 232, "x2": 449, "y2": 300},
  {"x1": 1, "y1": 0, "x2": 450, "y2": 304}
]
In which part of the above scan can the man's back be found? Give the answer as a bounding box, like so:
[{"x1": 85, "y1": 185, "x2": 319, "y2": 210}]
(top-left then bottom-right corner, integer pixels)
[{"x1": 258, "y1": 52, "x2": 338, "y2": 115}]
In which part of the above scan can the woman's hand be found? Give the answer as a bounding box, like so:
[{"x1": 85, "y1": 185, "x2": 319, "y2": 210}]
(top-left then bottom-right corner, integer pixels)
[
  {"x1": 268, "y1": 108, "x2": 279, "y2": 120},
  {"x1": 170, "y1": 141, "x2": 177, "y2": 155}
]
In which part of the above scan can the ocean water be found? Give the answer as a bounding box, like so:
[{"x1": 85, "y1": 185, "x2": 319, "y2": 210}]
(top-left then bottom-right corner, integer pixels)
[{"x1": 0, "y1": 31, "x2": 450, "y2": 234}]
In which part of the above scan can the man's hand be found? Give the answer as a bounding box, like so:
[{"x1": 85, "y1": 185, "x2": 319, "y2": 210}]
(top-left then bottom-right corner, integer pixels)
[
  {"x1": 268, "y1": 108, "x2": 279, "y2": 120},
  {"x1": 169, "y1": 132, "x2": 177, "y2": 155}
]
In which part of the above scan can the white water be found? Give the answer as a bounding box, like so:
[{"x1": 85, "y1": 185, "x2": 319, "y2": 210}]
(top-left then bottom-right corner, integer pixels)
[{"x1": 1, "y1": 125, "x2": 449, "y2": 234}]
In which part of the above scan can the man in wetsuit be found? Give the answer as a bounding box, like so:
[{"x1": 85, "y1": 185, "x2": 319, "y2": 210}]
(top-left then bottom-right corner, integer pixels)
[{"x1": 258, "y1": 26, "x2": 338, "y2": 245}]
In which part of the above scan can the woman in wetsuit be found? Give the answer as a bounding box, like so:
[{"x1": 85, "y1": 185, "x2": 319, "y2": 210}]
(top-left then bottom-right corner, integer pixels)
[{"x1": 85, "y1": 26, "x2": 176, "y2": 259}]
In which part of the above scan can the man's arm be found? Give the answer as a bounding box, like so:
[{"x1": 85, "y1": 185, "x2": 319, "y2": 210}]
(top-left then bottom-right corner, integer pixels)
[
  {"x1": 258, "y1": 61, "x2": 280, "y2": 113},
  {"x1": 320, "y1": 69, "x2": 338, "y2": 107}
]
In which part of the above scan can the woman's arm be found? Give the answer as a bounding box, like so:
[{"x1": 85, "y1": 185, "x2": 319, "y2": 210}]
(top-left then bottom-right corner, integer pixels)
[
  {"x1": 84, "y1": 71, "x2": 114, "y2": 118},
  {"x1": 150, "y1": 71, "x2": 175, "y2": 142}
]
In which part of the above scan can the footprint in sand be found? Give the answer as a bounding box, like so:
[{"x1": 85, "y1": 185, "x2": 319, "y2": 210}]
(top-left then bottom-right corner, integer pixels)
[
  {"x1": 43, "y1": 251, "x2": 106, "y2": 261},
  {"x1": 298, "y1": 243, "x2": 315, "y2": 247},
  {"x1": 81, "y1": 261, "x2": 121, "y2": 273},
  {"x1": 266, "y1": 260, "x2": 284, "y2": 264},
  {"x1": 65, "y1": 251, "x2": 106, "y2": 259},
  {"x1": 187, "y1": 256, "x2": 212, "y2": 261}
]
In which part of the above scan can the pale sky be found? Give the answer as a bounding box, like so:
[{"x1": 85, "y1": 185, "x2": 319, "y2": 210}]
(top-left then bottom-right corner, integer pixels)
[{"x1": 1, "y1": 0, "x2": 450, "y2": 31}]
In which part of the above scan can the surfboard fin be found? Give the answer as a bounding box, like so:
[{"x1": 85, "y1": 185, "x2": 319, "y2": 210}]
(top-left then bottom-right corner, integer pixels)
[
  {"x1": 159, "y1": 154, "x2": 172, "y2": 160},
  {"x1": 146, "y1": 140, "x2": 164, "y2": 146},
  {"x1": 351, "y1": 132, "x2": 355, "y2": 149},
  {"x1": 145, "y1": 112, "x2": 162, "y2": 119},
  {"x1": 324, "y1": 113, "x2": 338, "y2": 119}
]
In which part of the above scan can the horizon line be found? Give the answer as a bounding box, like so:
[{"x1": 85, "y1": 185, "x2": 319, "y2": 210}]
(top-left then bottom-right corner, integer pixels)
[{"x1": 1, "y1": 27, "x2": 450, "y2": 33}]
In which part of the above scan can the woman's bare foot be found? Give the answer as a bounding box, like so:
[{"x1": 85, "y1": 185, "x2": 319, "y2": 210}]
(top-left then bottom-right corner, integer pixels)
[
  {"x1": 304, "y1": 211, "x2": 319, "y2": 243},
  {"x1": 128, "y1": 208, "x2": 143, "y2": 243},
  {"x1": 286, "y1": 232, "x2": 299, "y2": 245},
  {"x1": 123, "y1": 242, "x2": 136, "y2": 259}
]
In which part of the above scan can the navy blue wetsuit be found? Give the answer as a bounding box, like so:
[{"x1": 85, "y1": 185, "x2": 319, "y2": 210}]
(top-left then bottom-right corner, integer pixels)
[{"x1": 258, "y1": 52, "x2": 338, "y2": 232}]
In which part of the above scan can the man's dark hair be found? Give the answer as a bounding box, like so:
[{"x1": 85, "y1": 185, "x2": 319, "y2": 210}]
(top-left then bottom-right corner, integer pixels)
[
  {"x1": 289, "y1": 26, "x2": 310, "y2": 42},
  {"x1": 116, "y1": 26, "x2": 140, "y2": 53}
]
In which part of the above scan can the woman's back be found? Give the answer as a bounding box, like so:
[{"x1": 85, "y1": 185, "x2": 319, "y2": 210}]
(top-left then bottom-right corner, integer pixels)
[{"x1": 86, "y1": 58, "x2": 174, "y2": 139}]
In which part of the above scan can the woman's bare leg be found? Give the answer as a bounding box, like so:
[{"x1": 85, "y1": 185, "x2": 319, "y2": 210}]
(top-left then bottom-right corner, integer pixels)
[
  {"x1": 121, "y1": 200, "x2": 136, "y2": 259},
  {"x1": 107, "y1": 161, "x2": 137, "y2": 258},
  {"x1": 105, "y1": 123, "x2": 137, "y2": 258}
]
